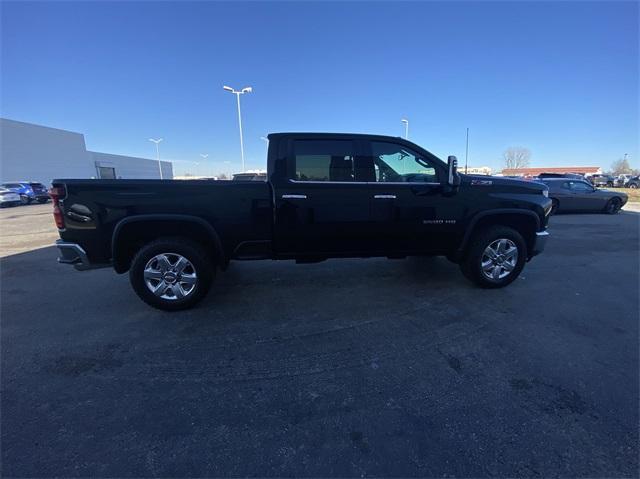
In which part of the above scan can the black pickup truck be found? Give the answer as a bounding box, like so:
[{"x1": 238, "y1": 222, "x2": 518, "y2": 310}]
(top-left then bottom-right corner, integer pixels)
[{"x1": 52, "y1": 133, "x2": 551, "y2": 310}]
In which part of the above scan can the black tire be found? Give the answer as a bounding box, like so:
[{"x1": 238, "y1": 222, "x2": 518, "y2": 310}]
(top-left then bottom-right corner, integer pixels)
[
  {"x1": 550, "y1": 199, "x2": 559, "y2": 215},
  {"x1": 19, "y1": 195, "x2": 30, "y2": 205},
  {"x1": 129, "y1": 237, "x2": 214, "y2": 311},
  {"x1": 629, "y1": 183, "x2": 638, "y2": 189},
  {"x1": 604, "y1": 197, "x2": 622, "y2": 215},
  {"x1": 37, "y1": 198, "x2": 49, "y2": 204},
  {"x1": 459, "y1": 225, "x2": 527, "y2": 289}
]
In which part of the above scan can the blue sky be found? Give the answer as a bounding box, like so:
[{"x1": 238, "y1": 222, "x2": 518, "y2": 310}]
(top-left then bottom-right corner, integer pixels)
[{"x1": 2, "y1": 1, "x2": 638, "y2": 175}]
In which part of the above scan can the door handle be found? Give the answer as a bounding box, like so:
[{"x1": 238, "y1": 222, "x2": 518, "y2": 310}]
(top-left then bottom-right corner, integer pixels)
[
  {"x1": 374, "y1": 194, "x2": 396, "y2": 199},
  {"x1": 282, "y1": 194, "x2": 307, "y2": 199}
]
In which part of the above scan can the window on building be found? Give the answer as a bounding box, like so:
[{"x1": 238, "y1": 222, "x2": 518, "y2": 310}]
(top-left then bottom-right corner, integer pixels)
[{"x1": 98, "y1": 167, "x2": 116, "y2": 179}]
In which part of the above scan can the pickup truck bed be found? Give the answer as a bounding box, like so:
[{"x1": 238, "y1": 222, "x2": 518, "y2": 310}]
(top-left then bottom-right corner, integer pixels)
[{"x1": 57, "y1": 179, "x2": 273, "y2": 269}]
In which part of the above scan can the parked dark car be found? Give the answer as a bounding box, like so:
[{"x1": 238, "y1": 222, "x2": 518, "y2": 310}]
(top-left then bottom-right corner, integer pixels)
[
  {"x1": 587, "y1": 174, "x2": 615, "y2": 187},
  {"x1": 52, "y1": 132, "x2": 551, "y2": 310},
  {"x1": 538, "y1": 172, "x2": 584, "y2": 179},
  {"x1": 27, "y1": 182, "x2": 50, "y2": 203},
  {"x1": 540, "y1": 178, "x2": 627, "y2": 214},
  {"x1": 626, "y1": 176, "x2": 639, "y2": 189}
]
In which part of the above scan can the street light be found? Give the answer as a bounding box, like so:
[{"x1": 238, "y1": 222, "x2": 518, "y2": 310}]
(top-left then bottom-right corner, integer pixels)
[
  {"x1": 223, "y1": 85, "x2": 252, "y2": 172},
  {"x1": 401, "y1": 118, "x2": 409, "y2": 139},
  {"x1": 148, "y1": 138, "x2": 164, "y2": 179}
]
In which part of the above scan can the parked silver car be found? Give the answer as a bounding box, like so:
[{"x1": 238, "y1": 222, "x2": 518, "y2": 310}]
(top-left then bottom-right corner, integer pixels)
[
  {"x1": 540, "y1": 179, "x2": 627, "y2": 214},
  {"x1": 0, "y1": 187, "x2": 22, "y2": 207}
]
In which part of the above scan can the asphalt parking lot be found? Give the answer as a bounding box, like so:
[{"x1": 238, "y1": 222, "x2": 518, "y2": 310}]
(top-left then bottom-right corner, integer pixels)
[{"x1": 1, "y1": 204, "x2": 639, "y2": 477}]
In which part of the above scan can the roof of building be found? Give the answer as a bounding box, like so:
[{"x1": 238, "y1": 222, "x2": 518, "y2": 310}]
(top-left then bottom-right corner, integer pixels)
[{"x1": 502, "y1": 166, "x2": 601, "y2": 176}]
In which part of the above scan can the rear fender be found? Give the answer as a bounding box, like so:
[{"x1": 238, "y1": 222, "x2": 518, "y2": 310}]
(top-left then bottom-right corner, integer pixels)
[{"x1": 111, "y1": 214, "x2": 225, "y2": 273}]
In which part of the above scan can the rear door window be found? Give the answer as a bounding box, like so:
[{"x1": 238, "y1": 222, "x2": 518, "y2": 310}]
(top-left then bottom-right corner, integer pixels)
[{"x1": 293, "y1": 140, "x2": 355, "y2": 182}]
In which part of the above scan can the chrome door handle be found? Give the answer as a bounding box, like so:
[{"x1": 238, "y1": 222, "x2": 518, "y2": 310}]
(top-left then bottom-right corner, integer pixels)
[
  {"x1": 374, "y1": 194, "x2": 396, "y2": 199},
  {"x1": 282, "y1": 194, "x2": 307, "y2": 199}
]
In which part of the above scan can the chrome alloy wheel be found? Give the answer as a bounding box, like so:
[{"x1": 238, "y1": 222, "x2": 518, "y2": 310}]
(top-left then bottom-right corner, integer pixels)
[
  {"x1": 143, "y1": 253, "x2": 198, "y2": 300},
  {"x1": 481, "y1": 238, "x2": 518, "y2": 280}
]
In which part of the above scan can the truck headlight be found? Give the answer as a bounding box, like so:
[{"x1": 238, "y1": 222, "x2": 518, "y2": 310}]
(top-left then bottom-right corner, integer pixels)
[{"x1": 542, "y1": 189, "x2": 548, "y2": 197}]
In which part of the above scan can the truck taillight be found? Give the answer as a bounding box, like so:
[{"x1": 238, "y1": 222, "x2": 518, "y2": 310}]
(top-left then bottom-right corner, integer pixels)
[{"x1": 49, "y1": 186, "x2": 66, "y2": 229}]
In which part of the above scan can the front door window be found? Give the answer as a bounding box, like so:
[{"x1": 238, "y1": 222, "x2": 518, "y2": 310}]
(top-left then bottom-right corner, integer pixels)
[{"x1": 371, "y1": 141, "x2": 438, "y2": 183}]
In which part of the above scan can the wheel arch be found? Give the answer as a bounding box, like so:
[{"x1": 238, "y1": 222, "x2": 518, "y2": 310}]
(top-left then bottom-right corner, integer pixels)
[
  {"x1": 112, "y1": 214, "x2": 225, "y2": 273},
  {"x1": 457, "y1": 209, "x2": 541, "y2": 260}
]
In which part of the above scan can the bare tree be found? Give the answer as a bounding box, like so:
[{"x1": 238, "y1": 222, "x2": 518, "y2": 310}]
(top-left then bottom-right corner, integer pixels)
[
  {"x1": 611, "y1": 158, "x2": 632, "y2": 175},
  {"x1": 503, "y1": 147, "x2": 531, "y2": 170}
]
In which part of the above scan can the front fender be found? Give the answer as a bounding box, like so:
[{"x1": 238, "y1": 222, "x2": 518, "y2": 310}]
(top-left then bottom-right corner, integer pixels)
[{"x1": 456, "y1": 208, "x2": 544, "y2": 258}]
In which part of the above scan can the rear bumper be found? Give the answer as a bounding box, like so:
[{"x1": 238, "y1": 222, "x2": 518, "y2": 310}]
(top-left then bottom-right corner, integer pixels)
[
  {"x1": 56, "y1": 241, "x2": 108, "y2": 271},
  {"x1": 531, "y1": 230, "x2": 550, "y2": 257}
]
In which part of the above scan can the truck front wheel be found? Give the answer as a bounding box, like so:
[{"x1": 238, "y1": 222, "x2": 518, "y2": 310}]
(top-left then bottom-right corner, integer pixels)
[
  {"x1": 129, "y1": 237, "x2": 214, "y2": 311},
  {"x1": 460, "y1": 226, "x2": 526, "y2": 288}
]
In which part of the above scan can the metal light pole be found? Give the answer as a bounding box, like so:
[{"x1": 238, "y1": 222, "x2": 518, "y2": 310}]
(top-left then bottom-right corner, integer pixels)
[
  {"x1": 401, "y1": 118, "x2": 409, "y2": 139},
  {"x1": 148, "y1": 138, "x2": 164, "y2": 179},
  {"x1": 223, "y1": 85, "x2": 252, "y2": 172}
]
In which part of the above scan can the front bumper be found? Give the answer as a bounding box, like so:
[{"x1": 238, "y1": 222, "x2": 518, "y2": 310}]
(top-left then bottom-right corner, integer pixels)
[
  {"x1": 56, "y1": 241, "x2": 98, "y2": 271},
  {"x1": 531, "y1": 230, "x2": 550, "y2": 257}
]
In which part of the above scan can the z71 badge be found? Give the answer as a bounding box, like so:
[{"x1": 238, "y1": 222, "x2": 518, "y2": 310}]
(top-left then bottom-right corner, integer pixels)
[{"x1": 471, "y1": 179, "x2": 493, "y2": 186}]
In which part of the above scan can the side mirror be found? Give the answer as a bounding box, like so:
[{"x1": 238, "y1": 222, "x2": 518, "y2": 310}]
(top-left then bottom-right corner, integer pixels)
[{"x1": 447, "y1": 155, "x2": 461, "y2": 187}]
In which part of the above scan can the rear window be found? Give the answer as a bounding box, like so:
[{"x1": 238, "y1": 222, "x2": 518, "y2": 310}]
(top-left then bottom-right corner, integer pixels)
[{"x1": 293, "y1": 140, "x2": 354, "y2": 182}]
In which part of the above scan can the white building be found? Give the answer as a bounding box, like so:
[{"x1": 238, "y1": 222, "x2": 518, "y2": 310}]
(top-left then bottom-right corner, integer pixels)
[{"x1": 0, "y1": 118, "x2": 172, "y2": 185}]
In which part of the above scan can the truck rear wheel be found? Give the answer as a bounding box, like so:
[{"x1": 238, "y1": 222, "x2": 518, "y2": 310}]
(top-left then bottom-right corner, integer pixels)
[
  {"x1": 460, "y1": 226, "x2": 526, "y2": 289},
  {"x1": 129, "y1": 237, "x2": 214, "y2": 311}
]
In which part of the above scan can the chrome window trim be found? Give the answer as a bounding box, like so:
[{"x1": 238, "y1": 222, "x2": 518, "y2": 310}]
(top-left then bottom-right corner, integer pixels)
[
  {"x1": 288, "y1": 179, "x2": 441, "y2": 186},
  {"x1": 369, "y1": 181, "x2": 441, "y2": 186},
  {"x1": 288, "y1": 179, "x2": 368, "y2": 185}
]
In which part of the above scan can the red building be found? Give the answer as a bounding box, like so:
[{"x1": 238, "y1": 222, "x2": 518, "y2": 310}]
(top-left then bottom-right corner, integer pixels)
[{"x1": 501, "y1": 166, "x2": 601, "y2": 177}]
